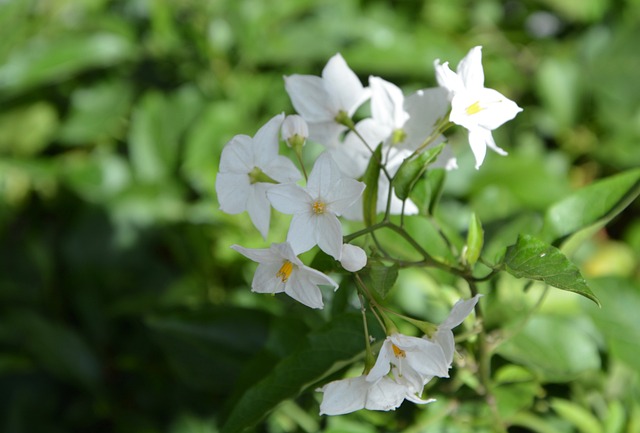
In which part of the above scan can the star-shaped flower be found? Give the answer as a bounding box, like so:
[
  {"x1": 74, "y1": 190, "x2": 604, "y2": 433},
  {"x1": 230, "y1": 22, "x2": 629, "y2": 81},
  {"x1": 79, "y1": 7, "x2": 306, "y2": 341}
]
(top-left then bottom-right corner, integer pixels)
[
  {"x1": 267, "y1": 152, "x2": 365, "y2": 260},
  {"x1": 216, "y1": 114, "x2": 301, "y2": 238},
  {"x1": 434, "y1": 46, "x2": 522, "y2": 168},
  {"x1": 284, "y1": 53, "x2": 370, "y2": 144},
  {"x1": 231, "y1": 242, "x2": 338, "y2": 309},
  {"x1": 318, "y1": 373, "x2": 434, "y2": 415}
]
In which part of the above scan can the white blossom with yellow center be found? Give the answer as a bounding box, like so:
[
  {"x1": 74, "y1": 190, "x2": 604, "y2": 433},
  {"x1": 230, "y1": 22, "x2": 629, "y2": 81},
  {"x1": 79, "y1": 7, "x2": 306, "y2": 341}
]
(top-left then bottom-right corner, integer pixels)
[
  {"x1": 231, "y1": 242, "x2": 337, "y2": 309},
  {"x1": 434, "y1": 46, "x2": 523, "y2": 169},
  {"x1": 267, "y1": 152, "x2": 365, "y2": 260}
]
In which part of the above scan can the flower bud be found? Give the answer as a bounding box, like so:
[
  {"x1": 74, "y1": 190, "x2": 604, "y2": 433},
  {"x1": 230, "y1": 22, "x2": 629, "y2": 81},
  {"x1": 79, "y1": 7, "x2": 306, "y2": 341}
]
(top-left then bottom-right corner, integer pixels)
[
  {"x1": 281, "y1": 114, "x2": 308, "y2": 148},
  {"x1": 340, "y1": 244, "x2": 367, "y2": 272}
]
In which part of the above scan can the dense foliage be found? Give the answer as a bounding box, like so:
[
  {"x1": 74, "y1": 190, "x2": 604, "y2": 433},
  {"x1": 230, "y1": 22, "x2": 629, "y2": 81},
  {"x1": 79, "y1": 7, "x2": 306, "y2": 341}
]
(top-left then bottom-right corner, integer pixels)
[{"x1": 0, "y1": 1, "x2": 639, "y2": 432}]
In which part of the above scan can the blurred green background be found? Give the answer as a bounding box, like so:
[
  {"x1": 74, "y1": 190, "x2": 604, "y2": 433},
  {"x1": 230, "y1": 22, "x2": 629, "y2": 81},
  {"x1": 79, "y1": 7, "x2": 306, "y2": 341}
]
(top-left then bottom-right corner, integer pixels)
[{"x1": 1, "y1": 0, "x2": 639, "y2": 432}]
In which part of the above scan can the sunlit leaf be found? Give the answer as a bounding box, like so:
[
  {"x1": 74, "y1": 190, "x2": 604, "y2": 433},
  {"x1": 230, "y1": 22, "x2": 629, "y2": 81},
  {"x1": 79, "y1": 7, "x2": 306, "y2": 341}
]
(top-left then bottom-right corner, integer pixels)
[
  {"x1": 362, "y1": 144, "x2": 382, "y2": 226},
  {"x1": 504, "y1": 234, "x2": 600, "y2": 306},
  {"x1": 541, "y1": 168, "x2": 640, "y2": 244},
  {"x1": 392, "y1": 143, "x2": 445, "y2": 201}
]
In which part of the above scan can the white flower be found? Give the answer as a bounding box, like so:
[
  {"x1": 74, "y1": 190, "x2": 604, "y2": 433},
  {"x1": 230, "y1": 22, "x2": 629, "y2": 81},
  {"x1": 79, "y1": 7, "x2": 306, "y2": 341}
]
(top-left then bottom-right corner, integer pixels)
[
  {"x1": 318, "y1": 374, "x2": 434, "y2": 415},
  {"x1": 216, "y1": 114, "x2": 302, "y2": 238},
  {"x1": 428, "y1": 294, "x2": 482, "y2": 366},
  {"x1": 367, "y1": 333, "x2": 449, "y2": 391},
  {"x1": 284, "y1": 53, "x2": 370, "y2": 144},
  {"x1": 281, "y1": 114, "x2": 309, "y2": 148},
  {"x1": 340, "y1": 244, "x2": 367, "y2": 272},
  {"x1": 267, "y1": 152, "x2": 365, "y2": 260},
  {"x1": 231, "y1": 242, "x2": 337, "y2": 309},
  {"x1": 434, "y1": 46, "x2": 522, "y2": 169}
]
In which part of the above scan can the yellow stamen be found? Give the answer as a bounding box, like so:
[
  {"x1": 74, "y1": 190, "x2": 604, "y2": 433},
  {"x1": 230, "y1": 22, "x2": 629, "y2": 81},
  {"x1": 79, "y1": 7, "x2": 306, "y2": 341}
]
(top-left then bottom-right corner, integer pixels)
[
  {"x1": 466, "y1": 101, "x2": 484, "y2": 115},
  {"x1": 312, "y1": 200, "x2": 326, "y2": 214},
  {"x1": 392, "y1": 344, "x2": 406, "y2": 358},
  {"x1": 276, "y1": 260, "x2": 294, "y2": 282}
]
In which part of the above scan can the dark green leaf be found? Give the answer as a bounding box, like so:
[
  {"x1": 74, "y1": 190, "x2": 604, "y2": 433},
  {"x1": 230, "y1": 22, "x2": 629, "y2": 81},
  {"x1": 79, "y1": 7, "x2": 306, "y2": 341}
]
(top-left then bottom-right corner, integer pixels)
[
  {"x1": 392, "y1": 142, "x2": 445, "y2": 200},
  {"x1": 504, "y1": 234, "x2": 600, "y2": 306},
  {"x1": 362, "y1": 144, "x2": 382, "y2": 226},
  {"x1": 409, "y1": 168, "x2": 446, "y2": 216},
  {"x1": 363, "y1": 259, "x2": 399, "y2": 300},
  {"x1": 541, "y1": 168, "x2": 640, "y2": 244},
  {"x1": 147, "y1": 307, "x2": 271, "y2": 392},
  {"x1": 221, "y1": 313, "x2": 381, "y2": 433}
]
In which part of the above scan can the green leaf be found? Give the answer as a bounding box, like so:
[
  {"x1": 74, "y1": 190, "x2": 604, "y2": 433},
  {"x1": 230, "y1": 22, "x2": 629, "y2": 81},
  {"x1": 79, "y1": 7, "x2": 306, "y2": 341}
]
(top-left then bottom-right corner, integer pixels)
[
  {"x1": 551, "y1": 398, "x2": 603, "y2": 433},
  {"x1": 221, "y1": 313, "x2": 381, "y2": 433},
  {"x1": 392, "y1": 142, "x2": 445, "y2": 200},
  {"x1": 497, "y1": 314, "x2": 601, "y2": 382},
  {"x1": 503, "y1": 234, "x2": 600, "y2": 306},
  {"x1": 363, "y1": 259, "x2": 399, "y2": 300},
  {"x1": 147, "y1": 307, "x2": 271, "y2": 392},
  {"x1": 0, "y1": 33, "x2": 135, "y2": 98},
  {"x1": 362, "y1": 144, "x2": 382, "y2": 226},
  {"x1": 541, "y1": 168, "x2": 640, "y2": 244}
]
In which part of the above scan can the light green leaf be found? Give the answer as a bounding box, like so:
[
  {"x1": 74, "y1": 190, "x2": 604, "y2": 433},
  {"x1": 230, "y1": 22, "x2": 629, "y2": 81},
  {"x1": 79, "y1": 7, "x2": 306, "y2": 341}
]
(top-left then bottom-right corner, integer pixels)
[
  {"x1": 551, "y1": 398, "x2": 603, "y2": 433},
  {"x1": 497, "y1": 314, "x2": 601, "y2": 382},
  {"x1": 463, "y1": 212, "x2": 483, "y2": 266},
  {"x1": 541, "y1": 168, "x2": 640, "y2": 244},
  {"x1": 392, "y1": 143, "x2": 445, "y2": 201},
  {"x1": 221, "y1": 313, "x2": 380, "y2": 433},
  {"x1": 0, "y1": 33, "x2": 135, "y2": 97},
  {"x1": 504, "y1": 234, "x2": 600, "y2": 306},
  {"x1": 362, "y1": 144, "x2": 382, "y2": 226},
  {"x1": 363, "y1": 260, "x2": 399, "y2": 300}
]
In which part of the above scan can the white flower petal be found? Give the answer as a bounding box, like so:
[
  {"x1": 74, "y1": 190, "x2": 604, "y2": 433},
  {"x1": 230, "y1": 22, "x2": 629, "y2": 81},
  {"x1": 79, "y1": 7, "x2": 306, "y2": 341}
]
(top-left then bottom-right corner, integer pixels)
[
  {"x1": 315, "y1": 213, "x2": 344, "y2": 260},
  {"x1": 231, "y1": 244, "x2": 278, "y2": 264},
  {"x1": 262, "y1": 155, "x2": 302, "y2": 183},
  {"x1": 285, "y1": 271, "x2": 324, "y2": 309},
  {"x1": 284, "y1": 74, "x2": 333, "y2": 122},
  {"x1": 267, "y1": 183, "x2": 312, "y2": 214},
  {"x1": 307, "y1": 120, "x2": 347, "y2": 145},
  {"x1": 457, "y1": 46, "x2": 484, "y2": 90},
  {"x1": 252, "y1": 262, "x2": 285, "y2": 294},
  {"x1": 216, "y1": 172, "x2": 250, "y2": 214},
  {"x1": 327, "y1": 178, "x2": 366, "y2": 214},
  {"x1": 434, "y1": 60, "x2": 463, "y2": 96},
  {"x1": 440, "y1": 294, "x2": 482, "y2": 330},
  {"x1": 246, "y1": 183, "x2": 272, "y2": 239},
  {"x1": 218, "y1": 135, "x2": 254, "y2": 173},
  {"x1": 307, "y1": 152, "x2": 342, "y2": 199},
  {"x1": 253, "y1": 113, "x2": 284, "y2": 162},
  {"x1": 468, "y1": 128, "x2": 490, "y2": 169},
  {"x1": 322, "y1": 53, "x2": 369, "y2": 115},
  {"x1": 365, "y1": 377, "x2": 409, "y2": 411},
  {"x1": 369, "y1": 76, "x2": 409, "y2": 130},
  {"x1": 319, "y1": 376, "x2": 368, "y2": 415},
  {"x1": 367, "y1": 339, "x2": 393, "y2": 382},
  {"x1": 287, "y1": 212, "x2": 318, "y2": 255}
]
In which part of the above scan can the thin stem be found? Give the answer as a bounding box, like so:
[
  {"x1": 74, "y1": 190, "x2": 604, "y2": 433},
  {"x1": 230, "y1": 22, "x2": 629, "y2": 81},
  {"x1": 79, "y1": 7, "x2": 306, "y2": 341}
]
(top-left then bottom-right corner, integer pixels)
[
  {"x1": 468, "y1": 280, "x2": 507, "y2": 433},
  {"x1": 294, "y1": 150, "x2": 308, "y2": 181}
]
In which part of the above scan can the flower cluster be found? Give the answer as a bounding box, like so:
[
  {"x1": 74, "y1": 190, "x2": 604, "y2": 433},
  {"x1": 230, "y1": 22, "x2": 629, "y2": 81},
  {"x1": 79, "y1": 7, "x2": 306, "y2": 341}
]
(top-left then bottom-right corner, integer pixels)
[{"x1": 216, "y1": 47, "x2": 520, "y2": 414}]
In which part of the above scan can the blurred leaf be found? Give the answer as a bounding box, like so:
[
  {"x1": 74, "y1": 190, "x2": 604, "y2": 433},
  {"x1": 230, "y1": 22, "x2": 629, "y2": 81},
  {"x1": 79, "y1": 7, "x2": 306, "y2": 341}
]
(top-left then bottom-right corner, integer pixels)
[
  {"x1": 504, "y1": 234, "x2": 599, "y2": 306},
  {"x1": 147, "y1": 307, "x2": 271, "y2": 392},
  {"x1": 392, "y1": 143, "x2": 445, "y2": 201},
  {"x1": 221, "y1": 313, "x2": 381, "y2": 433},
  {"x1": 540, "y1": 168, "x2": 640, "y2": 245},
  {"x1": 410, "y1": 168, "x2": 446, "y2": 216},
  {"x1": 362, "y1": 144, "x2": 382, "y2": 226},
  {"x1": 6, "y1": 311, "x2": 101, "y2": 390},
  {"x1": 57, "y1": 80, "x2": 133, "y2": 145},
  {"x1": 493, "y1": 365, "x2": 539, "y2": 420},
  {"x1": 129, "y1": 86, "x2": 203, "y2": 182},
  {"x1": 551, "y1": 398, "x2": 602, "y2": 433},
  {"x1": 586, "y1": 277, "x2": 640, "y2": 374},
  {"x1": 0, "y1": 102, "x2": 58, "y2": 156},
  {"x1": 497, "y1": 314, "x2": 601, "y2": 382},
  {"x1": 536, "y1": 57, "x2": 581, "y2": 131},
  {"x1": 363, "y1": 259, "x2": 399, "y2": 300},
  {"x1": 0, "y1": 32, "x2": 135, "y2": 98}
]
